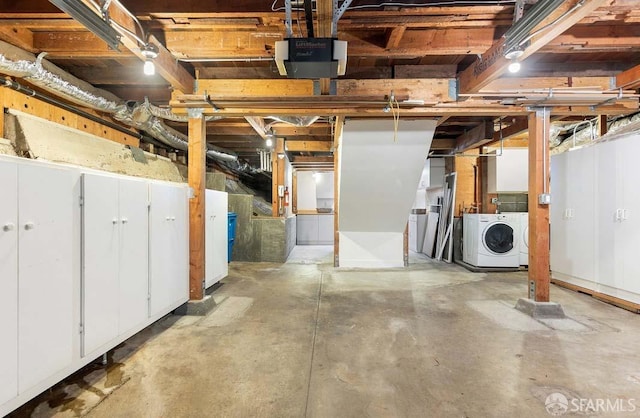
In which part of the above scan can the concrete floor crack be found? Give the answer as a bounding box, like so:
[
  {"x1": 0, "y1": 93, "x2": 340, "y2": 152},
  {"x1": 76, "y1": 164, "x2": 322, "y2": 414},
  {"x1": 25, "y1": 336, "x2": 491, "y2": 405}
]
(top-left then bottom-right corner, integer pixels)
[{"x1": 304, "y1": 271, "x2": 323, "y2": 417}]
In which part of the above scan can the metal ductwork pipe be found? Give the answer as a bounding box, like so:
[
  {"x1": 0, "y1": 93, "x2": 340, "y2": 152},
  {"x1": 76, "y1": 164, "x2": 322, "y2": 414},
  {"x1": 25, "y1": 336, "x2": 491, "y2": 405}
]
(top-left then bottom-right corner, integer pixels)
[
  {"x1": 0, "y1": 46, "x2": 237, "y2": 162},
  {"x1": 503, "y1": 0, "x2": 566, "y2": 53},
  {"x1": 266, "y1": 115, "x2": 320, "y2": 127}
]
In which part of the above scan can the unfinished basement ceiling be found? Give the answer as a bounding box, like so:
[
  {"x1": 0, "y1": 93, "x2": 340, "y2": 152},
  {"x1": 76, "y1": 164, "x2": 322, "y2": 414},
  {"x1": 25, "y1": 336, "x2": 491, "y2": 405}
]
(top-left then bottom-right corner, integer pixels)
[{"x1": 0, "y1": 0, "x2": 639, "y2": 167}]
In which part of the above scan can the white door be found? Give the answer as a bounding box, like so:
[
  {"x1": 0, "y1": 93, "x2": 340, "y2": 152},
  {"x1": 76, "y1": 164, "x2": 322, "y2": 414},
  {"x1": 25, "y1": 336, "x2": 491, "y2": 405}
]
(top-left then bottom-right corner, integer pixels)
[
  {"x1": 595, "y1": 141, "x2": 620, "y2": 290},
  {"x1": 205, "y1": 190, "x2": 228, "y2": 288},
  {"x1": 82, "y1": 173, "x2": 120, "y2": 356},
  {"x1": 0, "y1": 160, "x2": 18, "y2": 404},
  {"x1": 118, "y1": 178, "x2": 149, "y2": 335},
  {"x1": 18, "y1": 163, "x2": 74, "y2": 392},
  {"x1": 566, "y1": 146, "x2": 596, "y2": 281},
  {"x1": 550, "y1": 152, "x2": 569, "y2": 275},
  {"x1": 618, "y1": 137, "x2": 640, "y2": 296},
  {"x1": 150, "y1": 183, "x2": 188, "y2": 315}
]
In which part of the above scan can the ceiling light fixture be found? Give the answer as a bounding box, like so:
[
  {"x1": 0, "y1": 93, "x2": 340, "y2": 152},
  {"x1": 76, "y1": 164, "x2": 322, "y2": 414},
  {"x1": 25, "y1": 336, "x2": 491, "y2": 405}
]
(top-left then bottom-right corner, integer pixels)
[
  {"x1": 141, "y1": 43, "x2": 158, "y2": 76},
  {"x1": 508, "y1": 61, "x2": 521, "y2": 73},
  {"x1": 265, "y1": 129, "x2": 275, "y2": 147}
]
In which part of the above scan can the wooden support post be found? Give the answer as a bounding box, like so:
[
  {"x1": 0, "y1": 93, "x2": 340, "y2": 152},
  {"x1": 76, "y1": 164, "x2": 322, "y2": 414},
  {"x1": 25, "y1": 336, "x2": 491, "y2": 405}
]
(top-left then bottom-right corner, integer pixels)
[
  {"x1": 272, "y1": 137, "x2": 285, "y2": 217},
  {"x1": 333, "y1": 116, "x2": 344, "y2": 267},
  {"x1": 598, "y1": 115, "x2": 608, "y2": 137},
  {"x1": 403, "y1": 223, "x2": 409, "y2": 267},
  {"x1": 292, "y1": 171, "x2": 298, "y2": 214},
  {"x1": 528, "y1": 109, "x2": 551, "y2": 302},
  {"x1": 188, "y1": 110, "x2": 206, "y2": 301}
]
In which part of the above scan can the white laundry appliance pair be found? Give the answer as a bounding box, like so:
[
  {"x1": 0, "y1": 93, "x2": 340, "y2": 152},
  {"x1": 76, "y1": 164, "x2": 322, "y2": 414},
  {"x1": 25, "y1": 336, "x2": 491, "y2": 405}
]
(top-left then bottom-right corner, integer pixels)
[{"x1": 463, "y1": 213, "x2": 528, "y2": 268}]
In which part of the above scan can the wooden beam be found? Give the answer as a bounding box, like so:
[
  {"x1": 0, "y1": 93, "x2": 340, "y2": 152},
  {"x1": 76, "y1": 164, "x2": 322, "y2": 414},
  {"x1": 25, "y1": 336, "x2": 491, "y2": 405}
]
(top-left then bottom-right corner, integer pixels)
[
  {"x1": 454, "y1": 119, "x2": 494, "y2": 152},
  {"x1": 244, "y1": 116, "x2": 268, "y2": 139},
  {"x1": 385, "y1": 26, "x2": 406, "y2": 49},
  {"x1": 430, "y1": 138, "x2": 456, "y2": 150},
  {"x1": 333, "y1": 116, "x2": 344, "y2": 267},
  {"x1": 197, "y1": 79, "x2": 314, "y2": 97},
  {"x1": 293, "y1": 156, "x2": 334, "y2": 163},
  {"x1": 0, "y1": 26, "x2": 34, "y2": 52},
  {"x1": 286, "y1": 140, "x2": 332, "y2": 152},
  {"x1": 292, "y1": 171, "x2": 298, "y2": 214},
  {"x1": 188, "y1": 111, "x2": 206, "y2": 301},
  {"x1": 598, "y1": 115, "x2": 608, "y2": 136},
  {"x1": 482, "y1": 76, "x2": 613, "y2": 92},
  {"x1": 616, "y1": 63, "x2": 640, "y2": 89},
  {"x1": 395, "y1": 65, "x2": 457, "y2": 79},
  {"x1": 272, "y1": 137, "x2": 285, "y2": 217},
  {"x1": 403, "y1": 223, "x2": 409, "y2": 267},
  {"x1": 528, "y1": 109, "x2": 551, "y2": 302},
  {"x1": 459, "y1": 0, "x2": 609, "y2": 94},
  {"x1": 337, "y1": 79, "x2": 453, "y2": 103}
]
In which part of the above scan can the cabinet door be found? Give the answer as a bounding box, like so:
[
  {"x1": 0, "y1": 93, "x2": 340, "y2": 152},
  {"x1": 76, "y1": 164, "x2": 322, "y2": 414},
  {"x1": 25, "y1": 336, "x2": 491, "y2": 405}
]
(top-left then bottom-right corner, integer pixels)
[
  {"x1": 566, "y1": 147, "x2": 596, "y2": 281},
  {"x1": 18, "y1": 163, "x2": 74, "y2": 392},
  {"x1": 296, "y1": 215, "x2": 318, "y2": 244},
  {"x1": 318, "y1": 215, "x2": 335, "y2": 244},
  {"x1": 618, "y1": 137, "x2": 640, "y2": 295},
  {"x1": 150, "y1": 183, "x2": 188, "y2": 315},
  {"x1": 595, "y1": 141, "x2": 620, "y2": 290},
  {"x1": 0, "y1": 160, "x2": 18, "y2": 404},
  {"x1": 550, "y1": 152, "x2": 569, "y2": 274},
  {"x1": 118, "y1": 178, "x2": 149, "y2": 334},
  {"x1": 205, "y1": 190, "x2": 228, "y2": 288},
  {"x1": 82, "y1": 173, "x2": 119, "y2": 356}
]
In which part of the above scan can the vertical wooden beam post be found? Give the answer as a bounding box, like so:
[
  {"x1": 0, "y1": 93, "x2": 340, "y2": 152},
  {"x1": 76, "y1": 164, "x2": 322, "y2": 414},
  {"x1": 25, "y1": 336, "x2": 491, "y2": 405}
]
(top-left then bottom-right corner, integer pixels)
[
  {"x1": 292, "y1": 170, "x2": 298, "y2": 214},
  {"x1": 528, "y1": 109, "x2": 551, "y2": 302},
  {"x1": 271, "y1": 138, "x2": 286, "y2": 217},
  {"x1": 188, "y1": 109, "x2": 206, "y2": 301},
  {"x1": 598, "y1": 115, "x2": 608, "y2": 137},
  {"x1": 403, "y1": 223, "x2": 409, "y2": 267},
  {"x1": 333, "y1": 116, "x2": 344, "y2": 267}
]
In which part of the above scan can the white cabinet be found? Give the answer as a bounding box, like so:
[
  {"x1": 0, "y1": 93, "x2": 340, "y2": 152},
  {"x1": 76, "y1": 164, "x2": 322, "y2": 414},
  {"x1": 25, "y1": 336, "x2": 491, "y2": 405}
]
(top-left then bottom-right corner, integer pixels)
[
  {"x1": 297, "y1": 214, "x2": 334, "y2": 245},
  {"x1": 550, "y1": 146, "x2": 596, "y2": 281},
  {"x1": 205, "y1": 190, "x2": 228, "y2": 288},
  {"x1": 408, "y1": 214, "x2": 428, "y2": 252},
  {"x1": 551, "y1": 135, "x2": 640, "y2": 304},
  {"x1": 0, "y1": 161, "x2": 18, "y2": 405},
  {"x1": 17, "y1": 162, "x2": 76, "y2": 393},
  {"x1": 149, "y1": 182, "x2": 189, "y2": 316},
  {"x1": 82, "y1": 173, "x2": 149, "y2": 356},
  {"x1": 487, "y1": 148, "x2": 528, "y2": 193}
]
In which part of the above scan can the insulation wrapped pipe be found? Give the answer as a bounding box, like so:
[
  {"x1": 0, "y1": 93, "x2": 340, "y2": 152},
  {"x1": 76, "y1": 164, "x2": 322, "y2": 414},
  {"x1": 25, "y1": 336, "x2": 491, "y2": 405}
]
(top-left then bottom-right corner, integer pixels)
[
  {"x1": 266, "y1": 115, "x2": 320, "y2": 127},
  {"x1": 0, "y1": 50, "x2": 237, "y2": 162}
]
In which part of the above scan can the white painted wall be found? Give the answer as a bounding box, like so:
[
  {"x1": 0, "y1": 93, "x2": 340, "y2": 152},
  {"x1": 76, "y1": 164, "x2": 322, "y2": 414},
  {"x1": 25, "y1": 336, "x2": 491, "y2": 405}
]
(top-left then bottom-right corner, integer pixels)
[
  {"x1": 338, "y1": 119, "x2": 436, "y2": 267},
  {"x1": 297, "y1": 171, "x2": 317, "y2": 210}
]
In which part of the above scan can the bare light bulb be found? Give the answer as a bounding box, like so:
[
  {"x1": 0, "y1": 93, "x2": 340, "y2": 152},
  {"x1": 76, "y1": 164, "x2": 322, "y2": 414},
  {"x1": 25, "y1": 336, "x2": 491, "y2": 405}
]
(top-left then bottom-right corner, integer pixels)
[
  {"x1": 265, "y1": 138, "x2": 273, "y2": 147},
  {"x1": 508, "y1": 61, "x2": 521, "y2": 73},
  {"x1": 143, "y1": 59, "x2": 155, "y2": 76}
]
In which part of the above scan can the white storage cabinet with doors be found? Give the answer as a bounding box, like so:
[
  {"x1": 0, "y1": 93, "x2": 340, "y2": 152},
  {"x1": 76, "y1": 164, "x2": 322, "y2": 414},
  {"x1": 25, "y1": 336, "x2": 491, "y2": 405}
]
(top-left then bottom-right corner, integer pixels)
[
  {"x1": 205, "y1": 189, "x2": 229, "y2": 288},
  {"x1": 551, "y1": 133, "x2": 640, "y2": 304},
  {"x1": 0, "y1": 155, "x2": 81, "y2": 415},
  {"x1": 0, "y1": 155, "x2": 196, "y2": 417}
]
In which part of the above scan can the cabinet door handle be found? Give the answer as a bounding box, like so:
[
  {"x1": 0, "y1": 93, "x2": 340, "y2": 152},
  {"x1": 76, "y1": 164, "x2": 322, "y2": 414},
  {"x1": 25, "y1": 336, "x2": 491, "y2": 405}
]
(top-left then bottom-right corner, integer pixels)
[
  {"x1": 24, "y1": 222, "x2": 35, "y2": 230},
  {"x1": 3, "y1": 223, "x2": 15, "y2": 232},
  {"x1": 166, "y1": 216, "x2": 171, "y2": 221},
  {"x1": 121, "y1": 218, "x2": 128, "y2": 224},
  {"x1": 170, "y1": 216, "x2": 176, "y2": 221},
  {"x1": 623, "y1": 209, "x2": 629, "y2": 221},
  {"x1": 112, "y1": 218, "x2": 118, "y2": 224},
  {"x1": 615, "y1": 209, "x2": 622, "y2": 221}
]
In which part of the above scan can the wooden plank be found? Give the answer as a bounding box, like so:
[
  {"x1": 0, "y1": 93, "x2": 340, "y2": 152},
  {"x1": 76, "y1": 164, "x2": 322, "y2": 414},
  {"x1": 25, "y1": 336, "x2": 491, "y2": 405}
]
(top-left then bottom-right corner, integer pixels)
[
  {"x1": 197, "y1": 79, "x2": 314, "y2": 97},
  {"x1": 528, "y1": 109, "x2": 551, "y2": 302},
  {"x1": 188, "y1": 112, "x2": 206, "y2": 301},
  {"x1": 430, "y1": 138, "x2": 455, "y2": 150},
  {"x1": 286, "y1": 140, "x2": 332, "y2": 152},
  {"x1": 293, "y1": 156, "x2": 333, "y2": 163},
  {"x1": 403, "y1": 223, "x2": 409, "y2": 267},
  {"x1": 481, "y1": 77, "x2": 613, "y2": 92},
  {"x1": 336, "y1": 79, "x2": 453, "y2": 103},
  {"x1": 458, "y1": 0, "x2": 609, "y2": 94},
  {"x1": 333, "y1": 116, "x2": 344, "y2": 267},
  {"x1": 276, "y1": 138, "x2": 285, "y2": 217},
  {"x1": 616, "y1": 63, "x2": 640, "y2": 89},
  {"x1": 551, "y1": 278, "x2": 640, "y2": 314},
  {"x1": 0, "y1": 26, "x2": 34, "y2": 52}
]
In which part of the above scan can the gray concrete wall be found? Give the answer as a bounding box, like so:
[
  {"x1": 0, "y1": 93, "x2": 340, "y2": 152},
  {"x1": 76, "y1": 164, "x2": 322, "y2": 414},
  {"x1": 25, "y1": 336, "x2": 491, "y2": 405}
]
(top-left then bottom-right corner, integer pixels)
[
  {"x1": 206, "y1": 172, "x2": 226, "y2": 191},
  {"x1": 2, "y1": 110, "x2": 184, "y2": 182},
  {"x1": 285, "y1": 216, "x2": 297, "y2": 260}
]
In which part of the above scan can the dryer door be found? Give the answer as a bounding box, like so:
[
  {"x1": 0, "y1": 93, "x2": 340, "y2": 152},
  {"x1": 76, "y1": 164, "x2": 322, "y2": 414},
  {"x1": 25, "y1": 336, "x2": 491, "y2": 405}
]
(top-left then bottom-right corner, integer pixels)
[{"x1": 482, "y1": 222, "x2": 514, "y2": 254}]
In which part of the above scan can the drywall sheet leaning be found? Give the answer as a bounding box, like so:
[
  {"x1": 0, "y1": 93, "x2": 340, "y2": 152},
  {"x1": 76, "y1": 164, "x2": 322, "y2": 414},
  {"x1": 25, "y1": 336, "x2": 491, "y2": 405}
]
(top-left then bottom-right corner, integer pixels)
[{"x1": 339, "y1": 119, "x2": 437, "y2": 268}]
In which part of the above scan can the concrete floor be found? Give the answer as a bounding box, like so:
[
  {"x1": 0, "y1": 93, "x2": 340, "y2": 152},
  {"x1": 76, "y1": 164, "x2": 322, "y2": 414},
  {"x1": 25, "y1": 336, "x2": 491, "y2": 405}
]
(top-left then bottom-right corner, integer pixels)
[{"x1": 11, "y1": 249, "x2": 640, "y2": 417}]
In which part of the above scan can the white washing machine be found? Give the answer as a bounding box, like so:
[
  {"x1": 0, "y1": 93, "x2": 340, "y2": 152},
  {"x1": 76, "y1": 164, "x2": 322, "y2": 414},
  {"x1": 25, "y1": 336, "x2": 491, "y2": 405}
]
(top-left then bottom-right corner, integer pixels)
[
  {"x1": 515, "y1": 212, "x2": 529, "y2": 266},
  {"x1": 463, "y1": 213, "x2": 520, "y2": 268}
]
